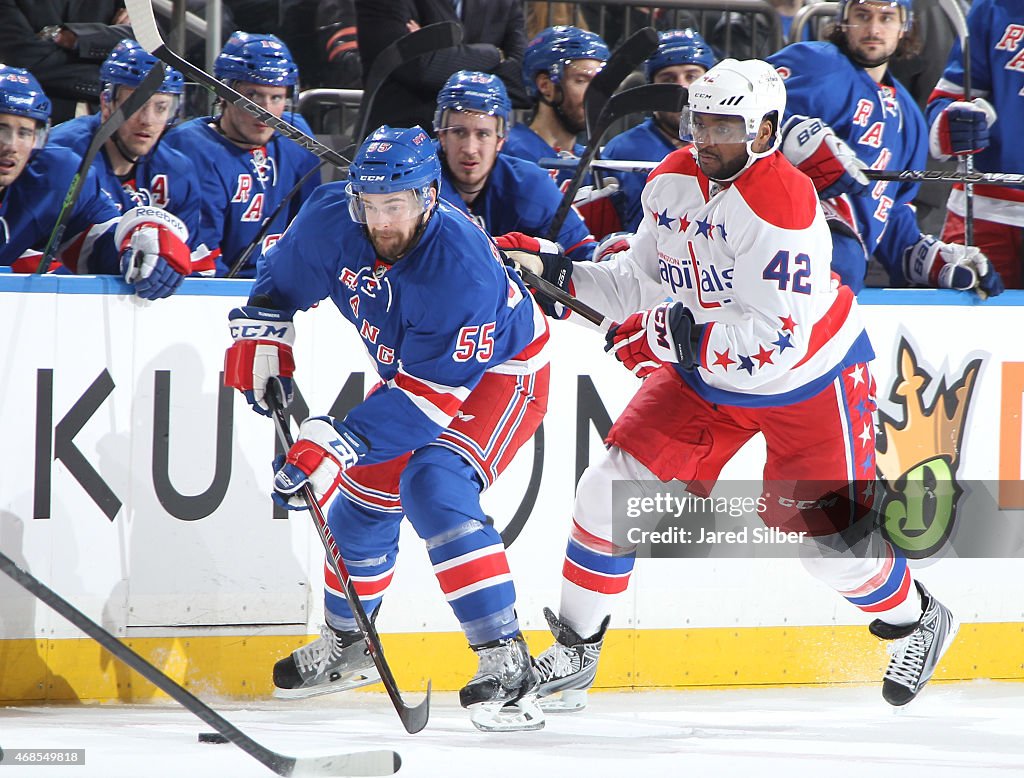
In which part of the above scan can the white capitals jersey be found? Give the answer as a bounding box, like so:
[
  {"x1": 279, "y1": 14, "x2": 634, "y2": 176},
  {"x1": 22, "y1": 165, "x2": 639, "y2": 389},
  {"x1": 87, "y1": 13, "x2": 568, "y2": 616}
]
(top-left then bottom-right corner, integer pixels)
[{"x1": 569, "y1": 146, "x2": 874, "y2": 408}]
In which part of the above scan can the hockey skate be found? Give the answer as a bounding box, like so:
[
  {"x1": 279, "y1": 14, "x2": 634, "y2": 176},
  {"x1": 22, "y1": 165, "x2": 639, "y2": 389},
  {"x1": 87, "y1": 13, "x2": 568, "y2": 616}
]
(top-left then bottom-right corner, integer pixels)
[
  {"x1": 272, "y1": 624, "x2": 380, "y2": 699},
  {"x1": 534, "y1": 607, "x2": 609, "y2": 713},
  {"x1": 460, "y1": 633, "x2": 545, "y2": 732},
  {"x1": 869, "y1": 581, "x2": 959, "y2": 707}
]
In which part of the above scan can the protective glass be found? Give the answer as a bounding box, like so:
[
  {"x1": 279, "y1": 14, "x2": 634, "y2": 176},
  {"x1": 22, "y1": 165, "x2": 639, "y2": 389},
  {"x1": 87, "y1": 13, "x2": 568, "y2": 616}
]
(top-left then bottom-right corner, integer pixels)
[
  {"x1": 679, "y1": 108, "x2": 752, "y2": 145},
  {"x1": 0, "y1": 121, "x2": 47, "y2": 151},
  {"x1": 346, "y1": 186, "x2": 431, "y2": 225},
  {"x1": 436, "y1": 112, "x2": 505, "y2": 142}
]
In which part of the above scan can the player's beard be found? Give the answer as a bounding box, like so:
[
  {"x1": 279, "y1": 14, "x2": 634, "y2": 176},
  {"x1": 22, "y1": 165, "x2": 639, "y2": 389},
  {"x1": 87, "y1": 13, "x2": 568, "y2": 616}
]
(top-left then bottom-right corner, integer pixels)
[{"x1": 696, "y1": 146, "x2": 748, "y2": 182}]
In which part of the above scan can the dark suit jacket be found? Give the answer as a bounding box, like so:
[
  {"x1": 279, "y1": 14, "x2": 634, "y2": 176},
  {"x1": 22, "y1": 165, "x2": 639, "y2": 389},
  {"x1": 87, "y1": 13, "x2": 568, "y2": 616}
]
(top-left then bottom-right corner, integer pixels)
[
  {"x1": 355, "y1": 0, "x2": 527, "y2": 137},
  {"x1": 0, "y1": 0, "x2": 131, "y2": 122}
]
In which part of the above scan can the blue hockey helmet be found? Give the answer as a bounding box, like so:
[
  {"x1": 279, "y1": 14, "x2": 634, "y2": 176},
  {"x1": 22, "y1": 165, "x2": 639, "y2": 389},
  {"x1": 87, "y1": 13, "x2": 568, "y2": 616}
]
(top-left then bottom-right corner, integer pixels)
[
  {"x1": 347, "y1": 126, "x2": 441, "y2": 223},
  {"x1": 837, "y1": 0, "x2": 914, "y2": 31},
  {"x1": 101, "y1": 39, "x2": 185, "y2": 95},
  {"x1": 0, "y1": 65, "x2": 51, "y2": 123},
  {"x1": 522, "y1": 26, "x2": 609, "y2": 99},
  {"x1": 434, "y1": 70, "x2": 512, "y2": 134},
  {"x1": 214, "y1": 31, "x2": 299, "y2": 86},
  {"x1": 643, "y1": 29, "x2": 717, "y2": 82}
]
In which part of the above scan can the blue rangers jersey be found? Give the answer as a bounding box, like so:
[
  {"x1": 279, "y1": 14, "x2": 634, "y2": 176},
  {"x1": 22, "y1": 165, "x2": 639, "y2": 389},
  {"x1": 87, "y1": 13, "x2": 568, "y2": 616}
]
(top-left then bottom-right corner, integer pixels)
[
  {"x1": 0, "y1": 145, "x2": 121, "y2": 274},
  {"x1": 503, "y1": 123, "x2": 588, "y2": 189},
  {"x1": 566, "y1": 147, "x2": 873, "y2": 408},
  {"x1": 768, "y1": 42, "x2": 928, "y2": 283},
  {"x1": 601, "y1": 118, "x2": 678, "y2": 232},
  {"x1": 48, "y1": 114, "x2": 209, "y2": 271},
  {"x1": 438, "y1": 150, "x2": 596, "y2": 259},
  {"x1": 927, "y1": 0, "x2": 1024, "y2": 227},
  {"x1": 252, "y1": 186, "x2": 550, "y2": 464},
  {"x1": 161, "y1": 112, "x2": 321, "y2": 277}
]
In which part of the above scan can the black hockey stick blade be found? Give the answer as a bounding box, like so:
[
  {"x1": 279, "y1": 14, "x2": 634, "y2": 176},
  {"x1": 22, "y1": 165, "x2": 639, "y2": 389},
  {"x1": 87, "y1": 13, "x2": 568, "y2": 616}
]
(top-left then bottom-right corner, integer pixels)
[
  {"x1": 584, "y1": 27, "x2": 659, "y2": 140},
  {"x1": 35, "y1": 64, "x2": 166, "y2": 275},
  {"x1": 356, "y1": 22, "x2": 462, "y2": 142},
  {"x1": 125, "y1": 0, "x2": 350, "y2": 169},
  {"x1": 546, "y1": 82, "x2": 686, "y2": 241},
  {"x1": 227, "y1": 158, "x2": 329, "y2": 277},
  {"x1": 516, "y1": 267, "x2": 610, "y2": 330},
  {"x1": 0, "y1": 549, "x2": 400, "y2": 777},
  {"x1": 266, "y1": 380, "x2": 431, "y2": 735}
]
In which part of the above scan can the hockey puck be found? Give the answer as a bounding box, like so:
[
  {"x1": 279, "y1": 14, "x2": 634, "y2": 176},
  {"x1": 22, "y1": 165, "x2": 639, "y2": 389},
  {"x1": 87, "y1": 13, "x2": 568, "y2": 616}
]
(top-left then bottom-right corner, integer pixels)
[{"x1": 198, "y1": 732, "x2": 229, "y2": 744}]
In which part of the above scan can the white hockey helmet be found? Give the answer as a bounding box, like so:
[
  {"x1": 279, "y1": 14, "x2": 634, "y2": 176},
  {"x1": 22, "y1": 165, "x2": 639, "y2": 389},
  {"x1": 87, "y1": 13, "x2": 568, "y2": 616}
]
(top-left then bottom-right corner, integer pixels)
[{"x1": 681, "y1": 58, "x2": 786, "y2": 158}]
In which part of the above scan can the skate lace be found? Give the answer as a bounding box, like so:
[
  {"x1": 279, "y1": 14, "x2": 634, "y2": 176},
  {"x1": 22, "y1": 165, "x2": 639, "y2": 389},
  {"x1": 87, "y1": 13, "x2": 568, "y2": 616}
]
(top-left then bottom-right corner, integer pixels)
[
  {"x1": 534, "y1": 643, "x2": 578, "y2": 682},
  {"x1": 293, "y1": 625, "x2": 344, "y2": 674},
  {"x1": 883, "y1": 629, "x2": 929, "y2": 687}
]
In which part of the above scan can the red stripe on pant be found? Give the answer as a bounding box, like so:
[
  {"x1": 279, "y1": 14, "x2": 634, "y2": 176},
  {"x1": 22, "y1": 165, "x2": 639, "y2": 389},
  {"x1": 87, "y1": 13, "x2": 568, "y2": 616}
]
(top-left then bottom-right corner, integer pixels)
[
  {"x1": 563, "y1": 558, "x2": 630, "y2": 594},
  {"x1": 324, "y1": 562, "x2": 394, "y2": 598},
  {"x1": 434, "y1": 549, "x2": 511, "y2": 596}
]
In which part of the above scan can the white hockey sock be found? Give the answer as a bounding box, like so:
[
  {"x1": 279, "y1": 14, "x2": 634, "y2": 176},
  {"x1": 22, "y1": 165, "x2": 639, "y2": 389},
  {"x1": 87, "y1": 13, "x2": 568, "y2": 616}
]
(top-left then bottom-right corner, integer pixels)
[
  {"x1": 559, "y1": 578, "x2": 613, "y2": 640},
  {"x1": 871, "y1": 580, "x2": 923, "y2": 627}
]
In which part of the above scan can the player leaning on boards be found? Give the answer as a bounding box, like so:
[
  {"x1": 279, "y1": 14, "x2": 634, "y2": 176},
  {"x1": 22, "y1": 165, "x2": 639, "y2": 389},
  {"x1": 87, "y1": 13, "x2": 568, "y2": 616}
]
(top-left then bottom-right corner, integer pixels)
[
  {"x1": 48, "y1": 39, "x2": 214, "y2": 296},
  {"x1": 434, "y1": 70, "x2": 596, "y2": 260},
  {"x1": 161, "y1": 31, "x2": 321, "y2": 278},
  {"x1": 0, "y1": 65, "x2": 191, "y2": 297},
  {"x1": 768, "y1": 0, "x2": 1003, "y2": 297},
  {"x1": 926, "y1": 0, "x2": 1024, "y2": 289},
  {"x1": 507, "y1": 59, "x2": 959, "y2": 711},
  {"x1": 224, "y1": 126, "x2": 551, "y2": 732}
]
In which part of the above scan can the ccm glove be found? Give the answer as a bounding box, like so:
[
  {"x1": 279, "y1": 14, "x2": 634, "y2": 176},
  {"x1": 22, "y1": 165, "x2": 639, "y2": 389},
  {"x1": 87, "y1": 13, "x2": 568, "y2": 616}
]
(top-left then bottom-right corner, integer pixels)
[
  {"x1": 495, "y1": 231, "x2": 574, "y2": 318},
  {"x1": 115, "y1": 206, "x2": 192, "y2": 300},
  {"x1": 782, "y1": 117, "x2": 869, "y2": 200},
  {"x1": 224, "y1": 306, "x2": 296, "y2": 416},
  {"x1": 904, "y1": 235, "x2": 1005, "y2": 298},
  {"x1": 272, "y1": 416, "x2": 369, "y2": 510},
  {"x1": 930, "y1": 99, "x2": 996, "y2": 158},
  {"x1": 605, "y1": 301, "x2": 702, "y2": 379}
]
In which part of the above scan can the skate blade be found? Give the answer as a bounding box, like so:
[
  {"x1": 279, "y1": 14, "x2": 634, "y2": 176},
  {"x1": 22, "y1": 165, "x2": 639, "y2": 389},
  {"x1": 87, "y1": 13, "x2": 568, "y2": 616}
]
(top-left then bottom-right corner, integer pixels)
[
  {"x1": 538, "y1": 688, "x2": 588, "y2": 713},
  {"x1": 273, "y1": 669, "x2": 382, "y2": 700},
  {"x1": 469, "y1": 694, "x2": 546, "y2": 732}
]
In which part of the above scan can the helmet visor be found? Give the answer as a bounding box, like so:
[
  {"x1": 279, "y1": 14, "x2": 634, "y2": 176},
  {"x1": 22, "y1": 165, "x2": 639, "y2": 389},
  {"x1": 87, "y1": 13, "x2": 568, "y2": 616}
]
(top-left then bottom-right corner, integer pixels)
[
  {"x1": 346, "y1": 185, "x2": 432, "y2": 225},
  {"x1": 679, "y1": 109, "x2": 752, "y2": 145}
]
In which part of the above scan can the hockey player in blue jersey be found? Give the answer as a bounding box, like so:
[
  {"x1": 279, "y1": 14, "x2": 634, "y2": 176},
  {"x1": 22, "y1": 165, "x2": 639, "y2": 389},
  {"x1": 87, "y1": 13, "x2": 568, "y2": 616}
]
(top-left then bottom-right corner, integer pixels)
[
  {"x1": 768, "y1": 0, "x2": 1003, "y2": 297},
  {"x1": 0, "y1": 65, "x2": 192, "y2": 298},
  {"x1": 49, "y1": 40, "x2": 214, "y2": 282},
  {"x1": 503, "y1": 26, "x2": 608, "y2": 189},
  {"x1": 926, "y1": 0, "x2": 1024, "y2": 289},
  {"x1": 602, "y1": 29, "x2": 717, "y2": 233},
  {"x1": 162, "y1": 31, "x2": 321, "y2": 278},
  {"x1": 435, "y1": 70, "x2": 596, "y2": 260},
  {"x1": 224, "y1": 126, "x2": 551, "y2": 732}
]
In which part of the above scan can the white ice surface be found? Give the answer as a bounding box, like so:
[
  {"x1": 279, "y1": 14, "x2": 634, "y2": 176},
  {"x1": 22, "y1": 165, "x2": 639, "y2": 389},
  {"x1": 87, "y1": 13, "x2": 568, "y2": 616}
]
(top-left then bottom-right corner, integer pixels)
[{"x1": 2, "y1": 682, "x2": 1023, "y2": 777}]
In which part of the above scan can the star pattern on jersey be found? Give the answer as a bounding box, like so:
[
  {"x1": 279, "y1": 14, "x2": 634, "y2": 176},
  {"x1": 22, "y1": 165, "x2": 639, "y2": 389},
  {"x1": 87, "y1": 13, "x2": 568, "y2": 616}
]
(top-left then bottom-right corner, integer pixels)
[
  {"x1": 713, "y1": 349, "x2": 736, "y2": 370},
  {"x1": 656, "y1": 209, "x2": 675, "y2": 229},
  {"x1": 718, "y1": 223, "x2": 728, "y2": 240},
  {"x1": 845, "y1": 362, "x2": 878, "y2": 479},
  {"x1": 772, "y1": 331, "x2": 794, "y2": 353},
  {"x1": 678, "y1": 213, "x2": 691, "y2": 232},
  {"x1": 738, "y1": 354, "x2": 755, "y2": 374},
  {"x1": 753, "y1": 345, "x2": 775, "y2": 368},
  {"x1": 779, "y1": 314, "x2": 798, "y2": 333},
  {"x1": 695, "y1": 218, "x2": 714, "y2": 239}
]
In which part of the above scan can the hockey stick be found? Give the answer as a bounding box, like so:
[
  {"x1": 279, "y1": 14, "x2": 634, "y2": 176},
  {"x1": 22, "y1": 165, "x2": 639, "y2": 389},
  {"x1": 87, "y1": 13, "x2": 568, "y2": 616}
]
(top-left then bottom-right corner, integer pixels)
[
  {"x1": 226, "y1": 159, "x2": 329, "y2": 278},
  {"x1": 545, "y1": 83, "x2": 687, "y2": 241},
  {"x1": 0, "y1": 548, "x2": 400, "y2": 777},
  {"x1": 938, "y1": 0, "x2": 974, "y2": 245},
  {"x1": 126, "y1": 0, "x2": 351, "y2": 168},
  {"x1": 34, "y1": 64, "x2": 166, "y2": 274},
  {"x1": 355, "y1": 22, "x2": 462, "y2": 143},
  {"x1": 266, "y1": 380, "x2": 431, "y2": 735},
  {"x1": 584, "y1": 27, "x2": 659, "y2": 142},
  {"x1": 517, "y1": 267, "x2": 610, "y2": 330}
]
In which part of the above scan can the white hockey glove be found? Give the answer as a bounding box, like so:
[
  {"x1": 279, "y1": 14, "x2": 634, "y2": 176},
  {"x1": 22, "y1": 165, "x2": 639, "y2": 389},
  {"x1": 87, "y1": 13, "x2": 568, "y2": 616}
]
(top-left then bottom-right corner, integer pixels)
[
  {"x1": 929, "y1": 98, "x2": 996, "y2": 159},
  {"x1": 115, "y1": 206, "x2": 192, "y2": 300},
  {"x1": 782, "y1": 117, "x2": 869, "y2": 200},
  {"x1": 495, "y1": 231, "x2": 574, "y2": 319},
  {"x1": 572, "y1": 177, "x2": 619, "y2": 206},
  {"x1": 591, "y1": 231, "x2": 632, "y2": 262},
  {"x1": 224, "y1": 306, "x2": 296, "y2": 416},
  {"x1": 903, "y1": 236, "x2": 1005, "y2": 299},
  {"x1": 272, "y1": 416, "x2": 369, "y2": 510}
]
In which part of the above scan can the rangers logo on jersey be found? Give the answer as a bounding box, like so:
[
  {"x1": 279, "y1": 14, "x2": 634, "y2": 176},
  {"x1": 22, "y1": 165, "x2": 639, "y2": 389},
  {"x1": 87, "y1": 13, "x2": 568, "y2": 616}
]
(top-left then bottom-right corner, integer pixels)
[{"x1": 249, "y1": 147, "x2": 277, "y2": 187}]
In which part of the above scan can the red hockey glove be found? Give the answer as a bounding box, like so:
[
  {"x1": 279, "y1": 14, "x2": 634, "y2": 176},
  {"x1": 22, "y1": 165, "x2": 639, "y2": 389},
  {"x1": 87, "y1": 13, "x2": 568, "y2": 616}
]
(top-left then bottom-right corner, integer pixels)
[
  {"x1": 929, "y1": 99, "x2": 995, "y2": 158},
  {"x1": 115, "y1": 206, "x2": 192, "y2": 300},
  {"x1": 224, "y1": 306, "x2": 296, "y2": 416},
  {"x1": 605, "y1": 301, "x2": 701, "y2": 378},
  {"x1": 496, "y1": 231, "x2": 574, "y2": 318},
  {"x1": 272, "y1": 416, "x2": 369, "y2": 510},
  {"x1": 782, "y1": 117, "x2": 869, "y2": 200}
]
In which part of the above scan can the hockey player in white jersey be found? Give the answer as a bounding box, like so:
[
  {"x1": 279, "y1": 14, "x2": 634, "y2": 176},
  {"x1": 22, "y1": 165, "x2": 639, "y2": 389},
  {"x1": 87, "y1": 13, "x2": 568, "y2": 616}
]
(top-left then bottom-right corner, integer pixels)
[{"x1": 507, "y1": 59, "x2": 958, "y2": 711}]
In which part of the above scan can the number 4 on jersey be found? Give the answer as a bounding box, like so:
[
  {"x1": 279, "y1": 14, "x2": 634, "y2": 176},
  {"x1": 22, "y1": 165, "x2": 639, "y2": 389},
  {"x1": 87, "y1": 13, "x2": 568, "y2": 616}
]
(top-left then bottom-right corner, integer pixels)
[{"x1": 762, "y1": 250, "x2": 812, "y2": 294}]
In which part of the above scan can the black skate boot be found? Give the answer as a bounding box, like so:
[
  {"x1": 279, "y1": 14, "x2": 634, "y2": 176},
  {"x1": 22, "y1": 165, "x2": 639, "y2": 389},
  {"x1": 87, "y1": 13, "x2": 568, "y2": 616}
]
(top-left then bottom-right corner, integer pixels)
[
  {"x1": 272, "y1": 624, "x2": 380, "y2": 699},
  {"x1": 534, "y1": 607, "x2": 609, "y2": 712},
  {"x1": 869, "y1": 581, "x2": 959, "y2": 706},
  {"x1": 460, "y1": 632, "x2": 544, "y2": 732}
]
